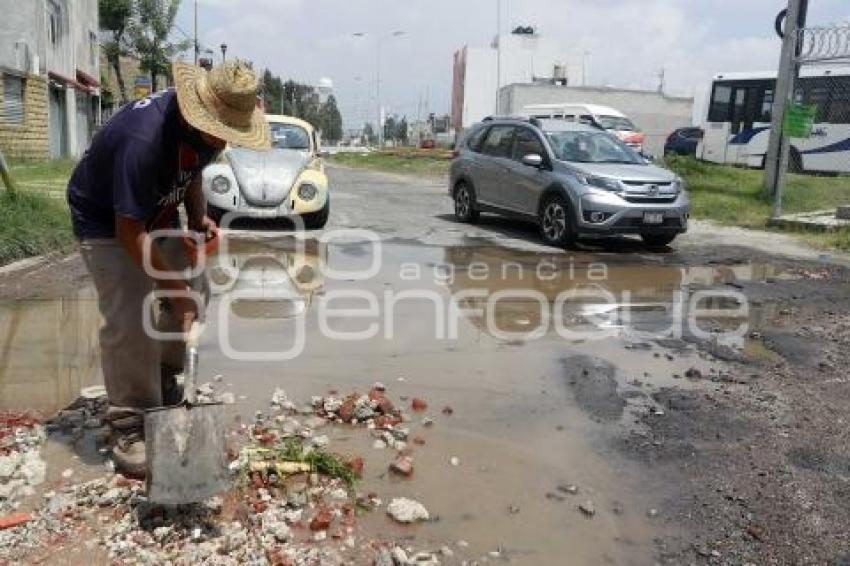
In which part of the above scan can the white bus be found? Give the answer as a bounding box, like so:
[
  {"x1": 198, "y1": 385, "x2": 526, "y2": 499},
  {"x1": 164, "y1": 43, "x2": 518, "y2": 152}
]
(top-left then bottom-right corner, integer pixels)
[{"x1": 698, "y1": 67, "x2": 850, "y2": 174}]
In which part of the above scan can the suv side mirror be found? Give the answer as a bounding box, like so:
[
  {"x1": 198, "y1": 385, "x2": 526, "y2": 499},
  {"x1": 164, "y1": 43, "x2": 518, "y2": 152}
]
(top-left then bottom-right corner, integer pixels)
[
  {"x1": 640, "y1": 151, "x2": 654, "y2": 163},
  {"x1": 521, "y1": 153, "x2": 544, "y2": 168}
]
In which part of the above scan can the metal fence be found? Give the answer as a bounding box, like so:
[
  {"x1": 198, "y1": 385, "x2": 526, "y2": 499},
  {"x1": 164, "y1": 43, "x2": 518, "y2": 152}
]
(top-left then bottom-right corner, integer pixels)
[{"x1": 766, "y1": 14, "x2": 850, "y2": 218}]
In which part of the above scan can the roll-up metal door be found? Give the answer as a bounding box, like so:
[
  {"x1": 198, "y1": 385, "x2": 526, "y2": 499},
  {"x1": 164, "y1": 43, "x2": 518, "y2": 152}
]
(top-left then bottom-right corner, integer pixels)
[{"x1": 2, "y1": 76, "x2": 25, "y2": 125}]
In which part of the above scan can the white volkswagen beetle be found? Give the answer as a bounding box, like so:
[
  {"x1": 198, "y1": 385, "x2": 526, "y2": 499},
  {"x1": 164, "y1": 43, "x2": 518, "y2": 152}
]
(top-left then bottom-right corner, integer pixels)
[{"x1": 202, "y1": 115, "x2": 330, "y2": 229}]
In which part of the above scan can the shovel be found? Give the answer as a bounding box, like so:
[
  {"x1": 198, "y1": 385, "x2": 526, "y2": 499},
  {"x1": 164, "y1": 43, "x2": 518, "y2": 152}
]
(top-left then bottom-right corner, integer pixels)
[{"x1": 144, "y1": 321, "x2": 228, "y2": 504}]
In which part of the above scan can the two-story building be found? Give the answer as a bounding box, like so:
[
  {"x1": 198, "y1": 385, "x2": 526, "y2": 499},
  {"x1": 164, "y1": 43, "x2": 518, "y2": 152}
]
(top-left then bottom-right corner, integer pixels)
[{"x1": 0, "y1": 0, "x2": 100, "y2": 159}]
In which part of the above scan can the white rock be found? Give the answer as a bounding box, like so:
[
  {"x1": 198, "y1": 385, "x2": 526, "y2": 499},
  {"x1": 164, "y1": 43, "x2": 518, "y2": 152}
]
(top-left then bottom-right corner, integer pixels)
[
  {"x1": 220, "y1": 392, "x2": 236, "y2": 405},
  {"x1": 61, "y1": 468, "x2": 74, "y2": 479},
  {"x1": 449, "y1": 456, "x2": 460, "y2": 467},
  {"x1": 387, "y1": 497, "x2": 430, "y2": 523},
  {"x1": 391, "y1": 547, "x2": 409, "y2": 565},
  {"x1": 373, "y1": 439, "x2": 387, "y2": 450}
]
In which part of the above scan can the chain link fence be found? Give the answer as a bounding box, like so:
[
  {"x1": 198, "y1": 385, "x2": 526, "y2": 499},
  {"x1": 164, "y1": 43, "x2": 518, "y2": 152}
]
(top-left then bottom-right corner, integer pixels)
[{"x1": 766, "y1": 20, "x2": 850, "y2": 223}]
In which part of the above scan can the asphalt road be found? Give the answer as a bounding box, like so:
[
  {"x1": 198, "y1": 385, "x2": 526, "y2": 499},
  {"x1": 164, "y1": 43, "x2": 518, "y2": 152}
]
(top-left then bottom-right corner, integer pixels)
[{"x1": 1, "y1": 164, "x2": 848, "y2": 564}]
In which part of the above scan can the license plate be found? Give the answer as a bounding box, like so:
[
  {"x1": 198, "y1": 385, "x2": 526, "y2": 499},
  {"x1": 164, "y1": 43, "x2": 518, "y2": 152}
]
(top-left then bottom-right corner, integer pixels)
[{"x1": 643, "y1": 212, "x2": 664, "y2": 225}]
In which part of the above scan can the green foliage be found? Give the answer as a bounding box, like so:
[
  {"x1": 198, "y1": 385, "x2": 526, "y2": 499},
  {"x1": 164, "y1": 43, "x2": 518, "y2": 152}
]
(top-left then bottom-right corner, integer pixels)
[
  {"x1": 395, "y1": 117, "x2": 409, "y2": 145},
  {"x1": 330, "y1": 151, "x2": 450, "y2": 177},
  {"x1": 319, "y1": 95, "x2": 343, "y2": 144},
  {"x1": 0, "y1": 190, "x2": 74, "y2": 266},
  {"x1": 665, "y1": 155, "x2": 850, "y2": 228},
  {"x1": 99, "y1": 0, "x2": 133, "y2": 103},
  {"x1": 362, "y1": 123, "x2": 376, "y2": 145},
  {"x1": 129, "y1": 0, "x2": 190, "y2": 91},
  {"x1": 261, "y1": 72, "x2": 343, "y2": 143},
  {"x1": 264, "y1": 438, "x2": 357, "y2": 487}
]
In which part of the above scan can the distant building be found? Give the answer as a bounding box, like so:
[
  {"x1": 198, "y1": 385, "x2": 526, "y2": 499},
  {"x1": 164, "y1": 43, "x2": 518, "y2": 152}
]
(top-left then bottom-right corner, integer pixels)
[
  {"x1": 498, "y1": 83, "x2": 694, "y2": 157},
  {"x1": 0, "y1": 0, "x2": 100, "y2": 159},
  {"x1": 452, "y1": 28, "x2": 575, "y2": 131}
]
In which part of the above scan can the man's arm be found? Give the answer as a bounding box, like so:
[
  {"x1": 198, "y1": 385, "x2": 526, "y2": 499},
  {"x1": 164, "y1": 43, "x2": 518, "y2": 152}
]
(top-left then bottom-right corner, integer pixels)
[{"x1": 185, "y1": 175, "x2": 217, "y2": 235}]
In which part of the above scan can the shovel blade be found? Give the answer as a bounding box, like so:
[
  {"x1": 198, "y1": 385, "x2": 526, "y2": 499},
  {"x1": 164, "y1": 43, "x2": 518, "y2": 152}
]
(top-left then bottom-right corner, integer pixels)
[{"x1": 145, "y1": 403, "x2": 228, "y2": 505}]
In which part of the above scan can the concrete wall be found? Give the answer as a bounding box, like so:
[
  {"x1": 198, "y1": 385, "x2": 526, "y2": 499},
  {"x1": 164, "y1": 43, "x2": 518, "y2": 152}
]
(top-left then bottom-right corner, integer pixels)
[
  {"x1": 0, "y1": 73, "x2": 50, "y2": 160},
  {"x1": 452, "y1": 33, "x2": 579, "y2": 130},
  {"x1": 499, "y1": 84, "x2": 695, "y2": 156},
  {"x1": 0, "y1": 1, "x2": 42, "y2": 73}
]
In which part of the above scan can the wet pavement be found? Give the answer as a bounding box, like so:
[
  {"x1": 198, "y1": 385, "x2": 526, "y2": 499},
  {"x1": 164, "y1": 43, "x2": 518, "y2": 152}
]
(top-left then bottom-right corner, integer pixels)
[
  {"x1": 0, "y1": 233, "x2": 804, "y2": 564},
  {"x1": 0, "y1": 165, "x2": 848, "y2": 564}
]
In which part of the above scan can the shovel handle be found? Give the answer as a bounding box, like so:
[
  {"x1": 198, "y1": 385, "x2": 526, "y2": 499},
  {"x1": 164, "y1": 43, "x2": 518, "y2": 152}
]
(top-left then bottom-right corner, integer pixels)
[{"x1": 183, "y1": 321, "x2": 205, "y2": 404}]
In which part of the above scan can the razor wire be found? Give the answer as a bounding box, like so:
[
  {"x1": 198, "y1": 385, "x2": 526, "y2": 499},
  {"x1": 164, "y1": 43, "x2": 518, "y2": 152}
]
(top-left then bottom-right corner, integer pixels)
[{"x1": 797, "y1": 23, "x2": 850, "y2": 64}]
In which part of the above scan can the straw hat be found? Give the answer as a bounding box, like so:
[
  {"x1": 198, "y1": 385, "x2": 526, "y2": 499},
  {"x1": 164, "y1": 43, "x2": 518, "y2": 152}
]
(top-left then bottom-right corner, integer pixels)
[{"x1": 173, "y1": 61, "x2": 270, "y2": 150}]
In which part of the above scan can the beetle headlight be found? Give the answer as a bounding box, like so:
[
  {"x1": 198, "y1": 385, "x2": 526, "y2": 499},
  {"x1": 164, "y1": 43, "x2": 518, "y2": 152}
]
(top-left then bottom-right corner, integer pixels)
[
  {"x1": 576, "y1": 173, "x2": 621, "y2": 192},
  {"x1": 211, "y1": 175, "x2": 231, "y2": 194},
  {"x1": 297, "y1": 183, "x2": 318, "y2": 201}
]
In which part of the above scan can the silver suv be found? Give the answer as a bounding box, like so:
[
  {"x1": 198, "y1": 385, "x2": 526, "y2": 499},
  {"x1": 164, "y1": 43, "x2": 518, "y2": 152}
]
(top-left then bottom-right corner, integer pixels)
[{"x1": 449, "y1": 117, "x2": 689, "y2": 248}]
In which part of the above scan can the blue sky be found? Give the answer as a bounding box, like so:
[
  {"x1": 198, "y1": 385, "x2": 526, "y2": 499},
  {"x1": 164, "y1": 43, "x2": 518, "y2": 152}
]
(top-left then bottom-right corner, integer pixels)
[{"x1": 175, "y1": 1, "x2": 850, "y2": 127}]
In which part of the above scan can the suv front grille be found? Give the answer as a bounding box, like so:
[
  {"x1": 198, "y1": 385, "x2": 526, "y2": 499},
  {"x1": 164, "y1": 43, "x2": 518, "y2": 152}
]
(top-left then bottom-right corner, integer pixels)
[{"x1": 624, "y1": 196, "x2": 678, "y2": 204}]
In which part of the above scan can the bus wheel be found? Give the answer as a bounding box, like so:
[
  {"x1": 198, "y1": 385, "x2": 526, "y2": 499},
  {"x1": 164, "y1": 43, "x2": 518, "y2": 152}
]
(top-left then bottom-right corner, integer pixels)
[{"x1": 789, "y1": 147, "x2": 803, "y2": 174}]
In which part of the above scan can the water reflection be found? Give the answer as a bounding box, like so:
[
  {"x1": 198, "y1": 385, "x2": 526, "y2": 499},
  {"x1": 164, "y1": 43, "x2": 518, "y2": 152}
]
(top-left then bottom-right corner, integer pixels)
[
  {"x1": 442, "y1": 247, "x2": 789, "y2": 344},
  {"x1": 0, "y1": 288, "x2": 100, "y2": 413},
  {"x1": 209, "y1": 237, "x2": 327, "y2": 320}
]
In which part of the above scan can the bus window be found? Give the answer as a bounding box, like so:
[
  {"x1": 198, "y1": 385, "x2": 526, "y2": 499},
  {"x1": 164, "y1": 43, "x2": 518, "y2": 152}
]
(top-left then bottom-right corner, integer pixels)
[
  {"x1": 730, "y1": 88, "x2": 747, "y2": 133},
  {"x1": 759, "y1": 89, "x2": 774, "y2": 122},
  {"x1": 827, "y1": 91, "x2": 850, "y2": 124},
  {"x1": 709, "y1": 84, "x2": 732, "y2": 122}
]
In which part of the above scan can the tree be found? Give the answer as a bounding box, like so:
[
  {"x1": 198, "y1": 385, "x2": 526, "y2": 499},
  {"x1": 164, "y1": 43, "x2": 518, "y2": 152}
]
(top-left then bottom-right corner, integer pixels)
[
  {"x1": 99, "y1": 0, "x2": 133, "y2": 103},
  {"x1": 129, "y1": 0, "x2": 190, "y2": 92},
  {"x1": 319, "y1": 95, "x2": 343, "y2": 144},
  {"x1": 384, "y1": 116, "x2": 397, "y2": 143},
  {"x1": 362, "y1": 123, "x2": 376, "y2": 145},
  {"x1": 395, "y1": 117, "x2": 409, "y2": 145}
]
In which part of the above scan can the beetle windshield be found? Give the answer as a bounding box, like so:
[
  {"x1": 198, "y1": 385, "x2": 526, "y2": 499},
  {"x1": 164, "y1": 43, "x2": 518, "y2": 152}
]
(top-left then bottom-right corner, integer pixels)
[
  {"x1": 545, "y1": 131, "x2": 643, "y2": 164},
  {"x1": 269, "y1": 123, "x2": 311, "y2": 150}
]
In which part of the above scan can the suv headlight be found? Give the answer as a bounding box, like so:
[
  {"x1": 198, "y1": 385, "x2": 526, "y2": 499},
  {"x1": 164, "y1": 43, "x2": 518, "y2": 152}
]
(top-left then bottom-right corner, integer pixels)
[
  {"x1": 211, "y1": 175, "x2": 231, "y2": 194},
  {"x1": 576, "y1": 173, "x2": 621, "y2": 192},
  {"x1": 673, "y1": 177, "x2": 685, "y2": 192},
  {"x1": 297, "y1": 183, "x2": 318, "y2": 201}
]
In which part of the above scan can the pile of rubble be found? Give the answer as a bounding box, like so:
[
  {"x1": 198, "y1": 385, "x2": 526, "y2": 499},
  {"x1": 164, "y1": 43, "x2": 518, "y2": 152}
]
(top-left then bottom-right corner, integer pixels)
[
  {"x1": 0, "y1": 383, "x2": 458, "y2": 565},
  {"x1": 0, "y1": 411, "x2": 47, "y2": 515}
]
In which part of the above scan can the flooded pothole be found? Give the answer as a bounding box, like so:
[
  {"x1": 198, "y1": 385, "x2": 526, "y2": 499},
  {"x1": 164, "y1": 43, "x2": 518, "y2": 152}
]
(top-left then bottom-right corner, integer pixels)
[{"x1": 0, "y1": 236, "x2": 799, "y2": 563}]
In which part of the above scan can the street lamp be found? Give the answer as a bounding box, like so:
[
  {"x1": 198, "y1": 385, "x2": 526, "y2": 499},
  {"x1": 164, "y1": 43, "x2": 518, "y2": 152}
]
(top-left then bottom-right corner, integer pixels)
[
  {"x1": 352, "y1": 30, "x2": 406, "y2": 147},
  {"x1": 220, "y1": 42, "x2": 228, "y2": 62}
]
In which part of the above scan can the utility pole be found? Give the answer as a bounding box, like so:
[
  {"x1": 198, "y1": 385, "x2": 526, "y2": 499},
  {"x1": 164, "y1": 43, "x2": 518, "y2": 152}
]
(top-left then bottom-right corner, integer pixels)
[
  {"x1": 763, "y1": 0, "x2": 808, "y2": 217},
  {"x1": 495, "y1": 0, "x2": 502, "y2": 114},
  {"x1": 353, "y1": 31, "x2": 405, "y2": 148},
  {"x1": 657, "y1": 68, "x2": 665, "y2": 94},
  {"x1": 193, "y1": 0, "x2": 199, "y2": 65}
]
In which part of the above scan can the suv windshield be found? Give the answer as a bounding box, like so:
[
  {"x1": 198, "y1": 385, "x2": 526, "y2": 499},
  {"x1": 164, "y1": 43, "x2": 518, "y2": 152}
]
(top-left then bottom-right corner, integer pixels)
[
  {"x1": 596, "y1": 115, "x2": 636, "y2": 131},
  {"x1": 269, "y1": 123, "x2": 311, "y2": 150},
  {"x1": 546, "y1": 130, "x2": 643, "y2": 164}
]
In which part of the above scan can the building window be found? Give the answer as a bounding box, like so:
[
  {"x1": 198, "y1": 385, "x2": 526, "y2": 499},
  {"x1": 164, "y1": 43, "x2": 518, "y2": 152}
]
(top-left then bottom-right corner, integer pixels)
[
  {"x1": 47, "y1": 0, "x2": 62, "y2": 46},
  {"x1": 2, "y1": 75, "x2": 26, "y2": 126}
]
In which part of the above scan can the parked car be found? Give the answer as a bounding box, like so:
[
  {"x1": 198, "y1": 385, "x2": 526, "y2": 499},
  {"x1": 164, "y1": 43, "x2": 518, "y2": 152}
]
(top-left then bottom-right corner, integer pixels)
[
  {"x1": 202, "y1": 115, "x2": 330, "y2": 228},
  {"x1": 664, "y1": 127, "x2": 704, "y2": 156},
  {"x1": 449, "y1": 117, "x2": 689, "y2": 248},
  {"x1": 523, "y1": 103, "x2": 646, "y2": 152}
]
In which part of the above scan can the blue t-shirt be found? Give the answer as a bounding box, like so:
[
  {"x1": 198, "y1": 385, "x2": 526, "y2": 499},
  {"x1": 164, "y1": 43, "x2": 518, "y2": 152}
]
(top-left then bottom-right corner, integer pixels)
[{"x1": 67, "y1": 89, "x2": 217, "y2": 239}]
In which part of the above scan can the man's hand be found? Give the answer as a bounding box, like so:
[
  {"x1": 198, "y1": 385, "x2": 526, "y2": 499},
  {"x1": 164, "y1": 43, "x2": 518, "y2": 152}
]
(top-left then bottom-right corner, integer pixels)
[
  {"x1": 168, "y1": 291, "x2": 200, "y2": 334},
  {"x1": 197, "y1": 214, "x2": 219, "y2": 241}
]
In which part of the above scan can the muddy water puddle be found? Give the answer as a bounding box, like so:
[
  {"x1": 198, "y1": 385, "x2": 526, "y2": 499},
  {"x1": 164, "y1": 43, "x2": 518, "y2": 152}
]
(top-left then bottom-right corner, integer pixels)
[{"x1": 0, "y1": 236, "x2": 798, "y2": 563}]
